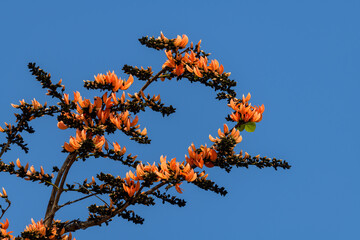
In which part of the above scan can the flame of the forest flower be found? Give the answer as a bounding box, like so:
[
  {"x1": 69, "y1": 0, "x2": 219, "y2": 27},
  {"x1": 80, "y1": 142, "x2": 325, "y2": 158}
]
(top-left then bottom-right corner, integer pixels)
[
  {"x1": 63, "y1": 93, "x2": 70, "y2": 105},
  {"x1": 181, "y1": 166, "x2": 197, "y2": 182},
  {"x1": 185, "y1": 143, "x2": 217, "y2": 169},
  {"x1": 175, "y1": 183, "x2": 183, "y2": 194},
  {"x1": 31, "y1": 98, "x2": 42, "y2": 109},
  {"x1": 159, "y1": 31, "x2": 168, "y2": 41},
  {"x1": 209, "y1": 124, "x2": 242, "y2": 145},
  {"x1": 185, "y1": 144, "x2": 204, "y2": 168},
  {"x1": 113, "y1": 142, "x2": 126, "y2": 155},
  {"x1": 16, "y1": 158, "x2": 22, "y2": 168},
  {"x1": 228, "y1": 94, "x2": 265, "y2": 123},
  {"x1": 94, "y1": 71, "x2": 134, "y2": 92},
  {"x1": 63, "y1": 130, "x2": 106, "y2": 153},
  {"x1": 123, "y1": 175, "x2": 140, "y2": 197},
  {"x1": 0, "y1": 218, "x2": 13, "y2": 240},
  {"x1": 133, "y1": 162, "x2": 159, "y2": 181},
  {"x1": 174, "y1": 64, "x2": 185, "y2": 76},
  {"x1": 23, "y1": 219, "x2": 75, "y2": 240},
  {"x1": 57, "y1": 121, "x2": 68, "y2": 130},
  {"x1": 160, "y1": 35, "x2": 227, "y2": 80},
  {"x1": 0, "y1": 187, "x2": 7, "y2": 197},
  {"x1": 193, "y1": 66, "x2": 203, "y2": 78},
  {"x1": 173, "y1": 34, "x2": 188, "y2": 48}
]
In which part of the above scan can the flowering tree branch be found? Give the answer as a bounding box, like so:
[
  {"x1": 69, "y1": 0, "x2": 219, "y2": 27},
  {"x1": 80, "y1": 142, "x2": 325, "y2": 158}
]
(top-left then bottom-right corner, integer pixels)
[{"x1": 0, "y1": 32, "x2": 290, "y2": 240}]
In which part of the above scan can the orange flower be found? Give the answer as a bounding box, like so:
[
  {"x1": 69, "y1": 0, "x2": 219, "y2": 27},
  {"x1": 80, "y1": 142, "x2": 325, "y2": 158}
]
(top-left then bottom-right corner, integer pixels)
[
  {"x1": 64, "y1": 130, "x2": 106, "y2": 153},
  {"x1": 228, "y1": 94, "x2": 265, "y2": 123},
  {"x1": 63, "y1": 93, "x2": 70, "y2": 105},
  {"x1": 196, "y1": 39, "x2": 201, "y2": 53},
  {"x1": 23, "y1": 219, "x2": 75, "y2": 240},
  {"x1": 113, "y1": 142, "x2": 126, "y2": 155},
  {"x1": 173, "y1": 34, "x2": 188, "y2": 48},
  {"x1": 159, "y1": 31, "x2": 168, "y2": 41},
  {"x1": 208, "y1": 59, "x2": 219, "y2": 72},
  {"x1": 173, "y1": 64, "x2": 185, "y2": 76},
  {"x1": 193, "y1": 66, "x2": 203, "y2": 78},
  {"x1": 209, "y1": 124, "x2": 242, "y2": 145},
  {"x1": 162, "y1": 57, "x2": 176, "y2": 69},
  {"x1": 129, "y1": 162, "x2": 159, "y2": 181},
  {"x1": 185, "y1": 143, "x2": 204, "y2": 168},
  {"x1": 185, "y1": 143, "x2": 218, "y2": 169},
  {"x1": 0, "y1": 187, "x2": 7, "y2": 197},
  {"x1": 175, "y1": 182, "x2": 183, "y2": 194},
  {"x1": 24, "y1": 219, "x2": 46, "y2": 238},
  {"x1": 57, "y1": 121, "x2": 68, "y2": 130},
  {"x1": 123, "y1": 175, "x2": 140, "y2": 197},
  {"x1": 181, "y1": 165, "x2": 197, "y2": 182},
  {"x1": 93, "y1": 135, "x2": 105, "y2": 151},
  {"x1": 229, "y1": 127, "x2": 242, "y2": 144},
  {"x1": 0, "y1": 218, "x2": 13, "y2": 240},
  {"x1": 31, "y1": 98, "x2": 42, "y2": 109},
  {"x1": 200, "y1": 144, "x2": 217, "y2": 167},
  {"x1": 94, "y1": 71, "x2": 134, "y2": 92}
]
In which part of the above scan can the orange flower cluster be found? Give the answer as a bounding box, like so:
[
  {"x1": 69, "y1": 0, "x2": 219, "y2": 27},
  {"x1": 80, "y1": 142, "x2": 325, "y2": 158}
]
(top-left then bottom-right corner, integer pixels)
[
  {"x1": 23, "y1": 219, "x2": 75, "y2": 240},
  {"x1": 11, "y1": 98, "x2": 45, "y2": 110},
  {"x1": 160, "y1": 33, "x2": 225, "y2": 79},
  {"x1": 57, "y1": 92, "x2": 147, "y2": 155},
  {"x1": 173, "y1": 34, "x2": 189, "y2": 48},
  {"x1": 185, "y1": 143, "x2": 217, "y2": 168},
  {"x1": 94, "y1": 71, "x2": 134, "y2": 92},
  {"x1": 122, "y1": 175, "x2": 140, "y2": 197},
  {"x1": 228, "y1": 93, "x2": 265, "y2": 123},
  {"x1": 13, "y1": 158, "x2": 54, "y2": 181},
  {"x1": 209, "y1": 124, "x2": 243, "y2": 146},
  {"x1": 112, "y1": 142, "x2": 127, "y2": 155},
  {"x1": 123, "y1": 156, "x2": 199, "y2": 196},
  {"x1": 163, "y1": 49, "x2": 225, "y2": 78},
  {"x1": 157, "y1": 32, "x2": 189, "y2": 49},
  {"x1": 59, "y1": 91, "x2": 133, "y2": 128},
  {"x1": 63, "y1": 129, "x2": 105, "y2": 152},
  {"x1": 128, "y1": 162, "x2": 159, "y2": 181},
  {"x1": 58, "y1": 91, "x2": 147, "y2": 153},
  {"x1": 110, "y1": 111, "x2": 145, "y2": 133},
  {"x1": 0, "y1": 219, "x2": 13, "y2": 240},
  {"x1": 156, "y1": 156, "x2": 197, "y2": 183}
]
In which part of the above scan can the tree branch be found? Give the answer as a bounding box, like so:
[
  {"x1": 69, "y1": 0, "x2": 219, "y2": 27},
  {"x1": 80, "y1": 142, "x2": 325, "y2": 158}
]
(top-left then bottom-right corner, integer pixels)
[
  {"x1": 44, "y1": 153, "x2": 76, "y2": 226},
  {"x1": 58, "y1": 193, "x2": 98, "y2": 210},
  {"x1": 140, "y1": 68, "x2": 167, "y2": 92}
]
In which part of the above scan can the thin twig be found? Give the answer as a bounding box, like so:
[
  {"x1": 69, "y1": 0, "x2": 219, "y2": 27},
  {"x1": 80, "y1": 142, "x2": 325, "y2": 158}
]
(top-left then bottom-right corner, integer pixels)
[
  {"x1": 58, "y1": 193, "x2": 98, "y2": 209},
  {"x1": 0, "y1": 116, "x2": 26, "y2": 158},
  {"x1": 140, "y1": 68, "x2": 167, "y2": 92},
  {"x1": 0, "y1": 199, "x2": 11, "y2": 219}
]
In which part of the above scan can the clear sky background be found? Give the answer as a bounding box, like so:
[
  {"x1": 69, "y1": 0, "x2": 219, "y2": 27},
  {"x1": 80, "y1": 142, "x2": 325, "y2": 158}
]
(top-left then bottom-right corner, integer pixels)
[{"x1": 0, "y1": 1, "x2": 359, "y2": 239}]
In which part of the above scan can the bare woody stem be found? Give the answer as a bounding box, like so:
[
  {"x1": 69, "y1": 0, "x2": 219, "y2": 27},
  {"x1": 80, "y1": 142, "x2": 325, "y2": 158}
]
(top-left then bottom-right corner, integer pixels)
[
  {"x1": 44, "y1": 153, "x2": 77, "y2": 226},
  {"x1": 0, "y1": 199, "x2": 11, "y2": 219},
  {"x1": 140, "y1": 68, "x2": 167, "y2": 92},
  {"x1": 58, "y1": 193, "x2": 98, "y2": 210}
]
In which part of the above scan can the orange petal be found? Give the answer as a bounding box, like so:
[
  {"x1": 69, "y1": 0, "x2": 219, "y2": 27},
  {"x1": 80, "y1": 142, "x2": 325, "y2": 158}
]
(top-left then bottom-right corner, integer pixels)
[{"x1": 57, "y1": 121, "x2": 68, "y2": 130}]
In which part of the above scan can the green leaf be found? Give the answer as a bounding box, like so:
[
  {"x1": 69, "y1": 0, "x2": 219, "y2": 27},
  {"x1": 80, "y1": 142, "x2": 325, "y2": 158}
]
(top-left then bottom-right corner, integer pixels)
[
  {"x1": 244, "y1": 122, "x2": 256, "y2": 132},
  {"x1": 236, "y1": 124, "x2": 245, "y2": 132}
]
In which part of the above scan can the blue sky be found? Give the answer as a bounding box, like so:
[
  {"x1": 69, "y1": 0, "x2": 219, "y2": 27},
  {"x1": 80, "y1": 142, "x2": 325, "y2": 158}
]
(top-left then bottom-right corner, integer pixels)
[{"x1": 0, "y1": 0, "x2": 359, "y2": 239}]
